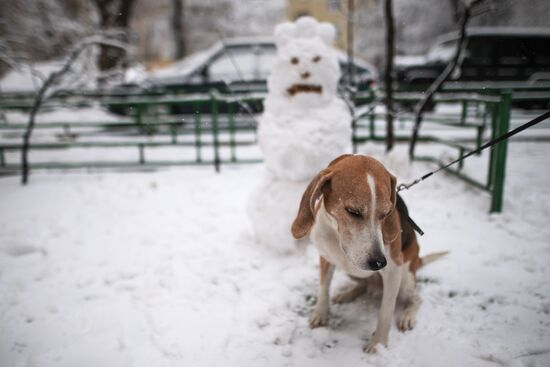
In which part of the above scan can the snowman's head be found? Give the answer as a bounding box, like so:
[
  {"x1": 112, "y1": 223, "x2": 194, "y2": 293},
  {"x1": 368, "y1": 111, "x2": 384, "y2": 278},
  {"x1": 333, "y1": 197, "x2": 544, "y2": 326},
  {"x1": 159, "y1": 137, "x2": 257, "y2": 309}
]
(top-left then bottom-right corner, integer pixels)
[{"x1": 268, "y1": 17, "x2": 340, "y2": 106}]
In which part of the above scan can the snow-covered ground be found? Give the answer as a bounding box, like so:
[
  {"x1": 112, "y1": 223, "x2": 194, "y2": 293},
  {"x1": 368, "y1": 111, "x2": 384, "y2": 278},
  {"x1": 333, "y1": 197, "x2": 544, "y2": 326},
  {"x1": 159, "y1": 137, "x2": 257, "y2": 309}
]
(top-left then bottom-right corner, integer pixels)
[{"x1": 1, "y1": 141, "x2": 549, "y2": 367}]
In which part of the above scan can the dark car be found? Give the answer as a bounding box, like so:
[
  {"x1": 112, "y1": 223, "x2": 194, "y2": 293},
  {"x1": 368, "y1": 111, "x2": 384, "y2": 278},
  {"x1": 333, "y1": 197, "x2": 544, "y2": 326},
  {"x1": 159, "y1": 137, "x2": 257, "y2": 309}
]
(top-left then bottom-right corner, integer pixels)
[
  {"x1": 395, "y1": 27, "x2": 550, "y2": 107},
  {"x1": 108, "y1": 37, "x2": 378, "y2": 115}
]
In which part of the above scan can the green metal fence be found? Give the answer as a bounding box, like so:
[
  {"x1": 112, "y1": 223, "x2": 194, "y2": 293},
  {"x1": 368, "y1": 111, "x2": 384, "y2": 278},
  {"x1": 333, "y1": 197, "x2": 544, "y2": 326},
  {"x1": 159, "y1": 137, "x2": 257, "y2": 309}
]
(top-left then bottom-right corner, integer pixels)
[
  {"x1": 0, "y1": 93, "x2": 262, "y2": 172},
  {"x1": 352, "y1": 91, "x2": 512, "y2": 212},
  {"x1": 1, "y1": 85, "x2": 549, "y2": 212}
]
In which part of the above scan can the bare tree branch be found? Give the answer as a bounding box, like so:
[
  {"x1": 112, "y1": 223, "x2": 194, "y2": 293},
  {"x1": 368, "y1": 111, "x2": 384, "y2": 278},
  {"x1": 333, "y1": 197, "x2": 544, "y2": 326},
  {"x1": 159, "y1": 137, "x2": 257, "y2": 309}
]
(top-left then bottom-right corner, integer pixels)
[
  {"x1": 21, "y1": 33, "x2": 127, "y2": 185},
  {"x1": 408, "y1": 0, "x2": 486, "y2": 160},
  {"x1": 0, "y1": 42, "x2": 21, "y2": 71}
]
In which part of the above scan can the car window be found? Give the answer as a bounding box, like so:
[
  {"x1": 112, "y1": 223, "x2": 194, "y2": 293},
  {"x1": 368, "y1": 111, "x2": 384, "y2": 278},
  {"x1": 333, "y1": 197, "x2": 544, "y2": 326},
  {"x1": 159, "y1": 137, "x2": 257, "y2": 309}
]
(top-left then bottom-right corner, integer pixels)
[
  {"x1": 531, "y1": 38, "x2": 550, "y2": 66},
  {"x1": 339, "y1": 62, "x2": 372, "y2": 85},
  {"x1": 208, "y1": 45, "x2": 276, "y2": 82},
  {"x1": 496, "y1": 37, "x2": 531, "y2": 65},
  {"x1": 464, "y1": 37, "x2": 493, "y2": 66}
]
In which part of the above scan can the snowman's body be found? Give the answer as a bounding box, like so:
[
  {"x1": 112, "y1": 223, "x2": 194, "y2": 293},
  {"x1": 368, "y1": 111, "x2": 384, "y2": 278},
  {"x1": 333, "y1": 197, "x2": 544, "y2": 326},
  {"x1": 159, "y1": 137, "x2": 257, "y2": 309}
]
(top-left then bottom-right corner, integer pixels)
[
  {"x1": 259, "y1": 97, "x2": 351, "y2": 181},
  {"x1": 249, "y1": 17, "x2": 351, "y2": 253}
]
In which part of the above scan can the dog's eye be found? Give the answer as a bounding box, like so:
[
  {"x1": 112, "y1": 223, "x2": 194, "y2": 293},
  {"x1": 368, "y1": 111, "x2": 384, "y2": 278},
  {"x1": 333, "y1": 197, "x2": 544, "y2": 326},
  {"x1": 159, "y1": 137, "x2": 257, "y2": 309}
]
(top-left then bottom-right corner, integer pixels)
[
  {"x1": 379, "y1": 210, "x2": 391, "y2": 220},
  {"x1": 345, "y1": 207, "x2": 363, "y2": 218},
  {"x1": 291, "y1": 57, "x2": 299, "y2": 65},
  {"x1": 312, "y1": 55, "x2": 321, "y2": 63}
]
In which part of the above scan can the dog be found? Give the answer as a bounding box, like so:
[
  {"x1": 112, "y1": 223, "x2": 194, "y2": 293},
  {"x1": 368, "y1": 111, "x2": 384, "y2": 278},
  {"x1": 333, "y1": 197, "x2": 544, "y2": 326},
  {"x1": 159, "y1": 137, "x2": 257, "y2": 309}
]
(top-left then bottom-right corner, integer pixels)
[{"x1": 291, "y1": 154, "x2": 446, "y2": 353}]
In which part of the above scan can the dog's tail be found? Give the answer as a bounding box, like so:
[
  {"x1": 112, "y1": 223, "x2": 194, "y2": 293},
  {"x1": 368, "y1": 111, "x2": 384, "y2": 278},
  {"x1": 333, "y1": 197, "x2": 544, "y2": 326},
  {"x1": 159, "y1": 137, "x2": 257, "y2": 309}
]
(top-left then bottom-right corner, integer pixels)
[{"x1": 420, "y1": 251, "x2": 449, "y2": 268}]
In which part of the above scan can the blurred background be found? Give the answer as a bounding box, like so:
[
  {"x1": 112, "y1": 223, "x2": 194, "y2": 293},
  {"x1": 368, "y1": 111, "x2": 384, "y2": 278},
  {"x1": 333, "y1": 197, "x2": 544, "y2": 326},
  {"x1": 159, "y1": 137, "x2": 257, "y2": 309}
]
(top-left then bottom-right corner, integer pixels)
[{"x1": 2, "y1": 0, "x2": 549, "y2": 76}]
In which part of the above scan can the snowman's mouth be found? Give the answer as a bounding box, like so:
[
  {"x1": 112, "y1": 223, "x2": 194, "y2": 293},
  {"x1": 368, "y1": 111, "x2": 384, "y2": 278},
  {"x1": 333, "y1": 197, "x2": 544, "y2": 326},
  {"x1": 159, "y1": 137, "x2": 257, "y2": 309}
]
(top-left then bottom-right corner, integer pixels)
[{"x1": 287, "y1": 84, "x2": 322, "y2": 96}]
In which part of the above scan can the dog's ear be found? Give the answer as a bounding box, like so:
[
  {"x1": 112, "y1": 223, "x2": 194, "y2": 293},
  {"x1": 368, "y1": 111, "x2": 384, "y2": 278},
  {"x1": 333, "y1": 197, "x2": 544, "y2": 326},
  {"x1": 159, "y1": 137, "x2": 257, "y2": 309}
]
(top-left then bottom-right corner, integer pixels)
[
  {"x1": 326, "y1": 154, "x2": 353, "y2": 168},
  {"x1": 389, "y1": 173, "x2": 397, "y2": 208},
  {"x1": 291, "y1": 169, "x2": 333, "y2": 239}
]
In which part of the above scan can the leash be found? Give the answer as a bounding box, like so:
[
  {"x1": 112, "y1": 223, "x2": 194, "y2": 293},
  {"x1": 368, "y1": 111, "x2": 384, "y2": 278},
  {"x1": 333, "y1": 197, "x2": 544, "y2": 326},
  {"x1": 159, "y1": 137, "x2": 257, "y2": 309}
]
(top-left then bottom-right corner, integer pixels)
[
  {"x1": 397, "y1": 109, "x2": 550, "y2": 193},
  {"x1": 397, "y1": 109, "x2": 550, "y2": 236}
]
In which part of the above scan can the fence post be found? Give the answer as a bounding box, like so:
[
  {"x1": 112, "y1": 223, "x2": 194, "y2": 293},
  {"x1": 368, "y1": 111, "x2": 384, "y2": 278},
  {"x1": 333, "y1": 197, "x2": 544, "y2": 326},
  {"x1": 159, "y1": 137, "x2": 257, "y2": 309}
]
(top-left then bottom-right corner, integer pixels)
[
  {"x1": 228, "y1": 102, "x2": 237, "y2": 162},
  {"x1": 490, "y1": 91, "x2": 511, "y2": 213},
  {"x1": 460, "y1": 100, "x2": 468, "y2": 125},
  {"x1": 138, "y1": 144, "x2": 145, "y2": 164},
  {"x1": 194, "y1": 103, "x2": 202, "y2": 163},
  {"x1": 134, "y1": 105, "x2": 143, "y2": 125},
  {"x1": 170, "y1": 124, "x2": 177, "y2": 144},
  {"x1": 210, "y1": 94, "x2": 220, "y2": 173},
  {"x1": 476, "y1": 125, "x2": 483, "y2": 153},
  {"x1": 369, "y1": 101, "x2": 376, "y2": 140},
  {"x1": 486, "y1": 101, "x2": 498, "y2": 189}
]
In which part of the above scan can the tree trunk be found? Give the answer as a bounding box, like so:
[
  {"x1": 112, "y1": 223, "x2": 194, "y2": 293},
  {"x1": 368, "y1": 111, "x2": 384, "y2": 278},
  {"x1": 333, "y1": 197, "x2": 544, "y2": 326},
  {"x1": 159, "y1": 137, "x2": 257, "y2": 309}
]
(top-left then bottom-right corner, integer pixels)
[
  {"x1": 172, "y1": 0, "x2": 186, "y2": 60},
  {"x1": 384, "y1": 0, "x2": 395, "y2": 152},
  {"x1": 92, "y1": 0, "x2": 135, "y2": 72}
]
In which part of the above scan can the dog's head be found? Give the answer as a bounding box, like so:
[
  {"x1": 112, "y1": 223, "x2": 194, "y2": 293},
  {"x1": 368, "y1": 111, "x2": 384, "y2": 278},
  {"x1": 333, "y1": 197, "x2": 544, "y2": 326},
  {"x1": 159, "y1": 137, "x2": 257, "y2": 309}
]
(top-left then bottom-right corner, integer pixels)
[{"x1": 291, "y1": 154, "x2": 397, "y2": 271}]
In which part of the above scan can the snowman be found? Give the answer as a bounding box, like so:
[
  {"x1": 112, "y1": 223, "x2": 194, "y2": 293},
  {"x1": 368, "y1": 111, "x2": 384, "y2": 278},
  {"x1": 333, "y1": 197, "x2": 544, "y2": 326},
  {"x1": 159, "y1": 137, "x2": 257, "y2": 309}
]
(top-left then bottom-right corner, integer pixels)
[{"x1": 249, "y1": 16, "x2": 352, "y2": 253}]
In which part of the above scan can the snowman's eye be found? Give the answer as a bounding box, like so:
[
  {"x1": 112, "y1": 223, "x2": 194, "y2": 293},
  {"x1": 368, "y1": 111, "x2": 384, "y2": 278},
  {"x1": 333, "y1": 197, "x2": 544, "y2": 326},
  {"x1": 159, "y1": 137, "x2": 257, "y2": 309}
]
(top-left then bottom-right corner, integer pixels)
[
  {"x1": 312, "y1": 55, "x2": 321, "y2": 63},
  {"x1": 291, "y1": 57, "x2": 299, "y2": 65}
]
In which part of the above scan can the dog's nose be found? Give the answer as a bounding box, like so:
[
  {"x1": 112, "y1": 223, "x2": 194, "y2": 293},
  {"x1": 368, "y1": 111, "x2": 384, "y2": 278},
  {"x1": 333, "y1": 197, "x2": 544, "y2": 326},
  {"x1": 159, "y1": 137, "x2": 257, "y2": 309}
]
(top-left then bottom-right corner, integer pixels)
[
  {"x1": 301, "y1": 71, "x2": 310, "y2": 79},
  {"x1": 368, "y1": 257, "x2": 387, "y2": 271}
]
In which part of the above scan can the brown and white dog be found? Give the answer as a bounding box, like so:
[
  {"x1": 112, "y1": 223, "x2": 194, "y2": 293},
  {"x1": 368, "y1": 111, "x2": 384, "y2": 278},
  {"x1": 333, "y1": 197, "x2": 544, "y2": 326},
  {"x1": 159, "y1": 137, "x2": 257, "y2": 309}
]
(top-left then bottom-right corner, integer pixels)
[{"x1": 291, "y1": 154, "x2": 445, "y2": 353}]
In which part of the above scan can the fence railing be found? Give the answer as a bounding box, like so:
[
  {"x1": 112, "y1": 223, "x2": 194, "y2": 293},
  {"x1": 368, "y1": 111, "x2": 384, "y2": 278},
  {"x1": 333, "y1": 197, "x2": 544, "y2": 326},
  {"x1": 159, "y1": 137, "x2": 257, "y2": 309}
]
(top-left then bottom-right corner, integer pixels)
[
  {"x1": 0, "y1": 93, "x2": 262, "y2": 171},
  {"x1": 1, "y1": 84, "x2": 549, "y2": 212}
]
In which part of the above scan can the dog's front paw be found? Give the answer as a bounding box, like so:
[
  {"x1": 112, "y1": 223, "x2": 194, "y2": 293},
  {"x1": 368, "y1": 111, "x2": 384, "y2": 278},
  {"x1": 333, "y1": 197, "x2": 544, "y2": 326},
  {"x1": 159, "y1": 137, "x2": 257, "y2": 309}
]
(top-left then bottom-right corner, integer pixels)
[
  {"x1": 309, "y1": 309, "x2": 329, "y2": 328},
  {"x1": 397, "y1": 309, "x2": 417, "y2": 331},
  {"x1": 362, "y1": 340, "x2": 379, "y2": 354},
  {"x1": 362, "y1": 334, "x2": 387, "y2": 354}
]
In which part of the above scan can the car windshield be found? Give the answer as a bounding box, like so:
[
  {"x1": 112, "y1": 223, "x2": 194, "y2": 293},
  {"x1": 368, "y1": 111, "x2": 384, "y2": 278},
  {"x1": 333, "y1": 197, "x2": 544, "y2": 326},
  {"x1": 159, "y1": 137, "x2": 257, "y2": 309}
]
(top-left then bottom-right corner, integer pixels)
[
  {"x1": 153, "y1": 47, "x2": 218, "y2": 79},
  {"x1": 209, "y1": 45, "x2": 276, "y2": 82}
]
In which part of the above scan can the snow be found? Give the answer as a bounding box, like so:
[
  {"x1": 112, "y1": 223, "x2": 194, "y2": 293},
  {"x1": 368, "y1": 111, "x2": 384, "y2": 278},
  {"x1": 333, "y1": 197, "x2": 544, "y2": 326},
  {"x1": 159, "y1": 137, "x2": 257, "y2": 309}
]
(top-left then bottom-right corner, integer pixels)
[
  {"x1": 248, "y1": 175, "x2": 308, "y2": 254},
  {"x1": 4, "y1": 107, "x2": 129, "y2": 125},
  {"x1": 394, "y1": 55, "x2": 427, "y2": 67},
  {"x1": 124, "y1": 65, "x2": 148, "y2": 85},
  {"x1": 1, "y1": 141, "x2": 549, "y2": 366},
  {"x1": 0, "y1": 61, "x2": 64, "y2": 93}
]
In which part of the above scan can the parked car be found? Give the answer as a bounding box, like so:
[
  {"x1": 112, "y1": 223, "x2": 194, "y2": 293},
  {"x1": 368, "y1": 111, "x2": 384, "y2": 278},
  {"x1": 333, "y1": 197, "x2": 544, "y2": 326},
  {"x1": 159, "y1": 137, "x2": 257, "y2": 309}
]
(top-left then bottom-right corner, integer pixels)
[
  {"x1": 108, "y1": 37, "x2": 378, "y2": 115},
  {"x1": 395, "y1": 27, "x2": 550, "y2": 108}
]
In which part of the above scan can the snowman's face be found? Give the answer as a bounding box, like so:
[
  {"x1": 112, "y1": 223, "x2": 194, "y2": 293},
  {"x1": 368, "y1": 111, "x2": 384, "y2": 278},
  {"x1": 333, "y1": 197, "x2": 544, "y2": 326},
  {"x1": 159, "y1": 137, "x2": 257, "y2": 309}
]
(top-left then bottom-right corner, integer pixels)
[{"x1": 268, "y1": 37, "x2": 340, "y2": 103}]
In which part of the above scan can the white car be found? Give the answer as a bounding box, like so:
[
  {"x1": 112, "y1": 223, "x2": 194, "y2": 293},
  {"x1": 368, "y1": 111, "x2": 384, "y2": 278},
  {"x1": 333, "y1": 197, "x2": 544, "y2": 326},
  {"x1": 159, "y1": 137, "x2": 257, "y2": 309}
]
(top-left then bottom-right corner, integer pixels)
[{"x1": 145, "y1": 37, "x2": 378, "y2": 95}]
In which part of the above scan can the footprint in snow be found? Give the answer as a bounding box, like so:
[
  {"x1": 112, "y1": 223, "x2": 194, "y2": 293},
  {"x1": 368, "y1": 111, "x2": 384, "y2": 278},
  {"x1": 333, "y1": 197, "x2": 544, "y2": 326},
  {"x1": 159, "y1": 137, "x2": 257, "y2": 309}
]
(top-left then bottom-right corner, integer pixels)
[{"x1": 3, "y1": 241, "x2": 47, "y2": 257}]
